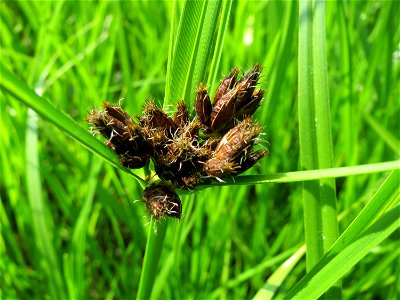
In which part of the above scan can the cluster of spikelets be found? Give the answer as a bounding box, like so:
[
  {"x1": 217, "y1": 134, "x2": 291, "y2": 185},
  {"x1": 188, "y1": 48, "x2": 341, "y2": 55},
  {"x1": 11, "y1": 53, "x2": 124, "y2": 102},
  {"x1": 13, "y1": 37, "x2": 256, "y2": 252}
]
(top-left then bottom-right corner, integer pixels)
[{"x1": 87, "y1": 64, "x2": 267, "y2": 220}]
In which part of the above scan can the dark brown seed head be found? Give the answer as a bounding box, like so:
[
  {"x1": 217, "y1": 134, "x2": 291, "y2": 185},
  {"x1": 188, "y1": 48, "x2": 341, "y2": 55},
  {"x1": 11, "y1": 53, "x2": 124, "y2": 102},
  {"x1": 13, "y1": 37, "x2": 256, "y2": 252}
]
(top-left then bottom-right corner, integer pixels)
[
  {"x1": 87, "y1": 102, "x2": 152, "y2": 168},
  {"x1": 102, "y1": 102, "x2": 133, "y2": 126},
  {"x1": 120, "y1": 152, "x2": 150, "y2": 169},
  {"x1": 232, "y1": 88, "x2": 264, "y2": 124},
  {"x1": 152, "y1": 126, "x2": 210, "y2": 188},
  {"x1": 213, "y1": 67, "x2": 240, "y2": 106},
  {"x1": 210, "y1": 88, "x2": 237, "y2": 131},
  {"x1": 88, "y1": 64, "x2": 266, "y2": 192},
  {"x1": 204, "y1": 117, "x2": 265, "y2": 178},
  {"x1": 209, "y1": 64, "x2": 264, "y2": 132},
  {"x1": 143, "y1": 185, "x2": 182, "y2": 220},
  {"x1": 213, "y1": 117, "x2": 262, "y2": 161},
  {"x1": 203, "y1": 157, "x2": 239, "y2": 178},
  {"x1": 195, "y1": 83, "x2": 212, "y2": 128},
  {"x1": 234, "y1": 149, "x2": 268, "y2": 175},
  {"x1": 235, "y1": 64, "x2": 262, "y2": 99},
  {"x1": 233, "y1": 64, "x2": 263, "y2": 117}
]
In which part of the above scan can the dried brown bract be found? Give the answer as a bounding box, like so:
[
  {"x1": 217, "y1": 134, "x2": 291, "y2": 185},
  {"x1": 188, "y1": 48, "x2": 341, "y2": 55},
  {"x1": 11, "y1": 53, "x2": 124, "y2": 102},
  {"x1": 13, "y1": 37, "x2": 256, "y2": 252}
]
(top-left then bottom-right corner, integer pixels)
[
  {"x1": 174, "y1": 100, "x2": 190, "y2": 128},
  {"x1": 138, "y1": 100, "x2": 177, "y2": 132},
  {"x1": 204, "y1": 117, "x2": 266, "y2": 178},
  {"x1": 143, "y1": 185, "x2": 182, "y2": 219},
  {"x1": 195, "y1": 83, "x2": 212, "y2": 128},
  {"x1": 87, "y1": 64, "x2": 267, "y2": 220},
  {"x1": 195, "y1": 64, "x2": 263, "y2": 132}
]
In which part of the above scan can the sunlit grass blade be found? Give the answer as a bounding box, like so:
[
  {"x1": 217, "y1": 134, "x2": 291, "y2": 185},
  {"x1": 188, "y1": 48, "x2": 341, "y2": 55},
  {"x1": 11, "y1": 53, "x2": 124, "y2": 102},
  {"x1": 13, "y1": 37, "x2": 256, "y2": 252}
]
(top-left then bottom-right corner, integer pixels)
[
  {"x1": 195, "y1": 160, "x2": 400, "y2": 189},
  {"x1": 26, "y1": 109, "x2": 67, "y2": 298},
  {"x1": 68, "y1": 160, "x2": 102, "y2": 298},
  {"x1": 0, "y1": 65, "x2": 146, "y2": 186},
  {"x1": 252, "y1": 246, "x2": 306, "y2": 300},
  {"x1": 165, "y1": 1, "x2": 224, "y2": 107},
  {"x1": 207, "y1": 0, "x2": 233, "y2": 90},
  {"x1": 208, "y1": 247, "x2": 299, "y2": 299},
  {"x1": 298, "y1": 2, "x2": 339, "y2": 298},
  {"x1": 285, "y1": 171, "x2": 400, "y2": 299}
]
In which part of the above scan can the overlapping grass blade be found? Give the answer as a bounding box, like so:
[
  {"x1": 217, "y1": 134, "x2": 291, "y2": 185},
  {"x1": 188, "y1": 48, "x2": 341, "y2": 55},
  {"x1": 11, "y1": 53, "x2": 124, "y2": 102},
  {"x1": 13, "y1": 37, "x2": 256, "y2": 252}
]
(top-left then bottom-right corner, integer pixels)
[
  {"x1": 298, "y1": 2, "x2": 340, "y2": 298},
  {"x1": 252, "y1": 246, "x2": 306, "y2": 300},
  {"x1": 165, "y1": 1, "x2": 223, "y2": 107},
  {"x1": 26, "y1": 109, "x2": 67, "y2": 298},
  {"x1": 284, "y1": 171, "x2": 400, "y2": 299}
]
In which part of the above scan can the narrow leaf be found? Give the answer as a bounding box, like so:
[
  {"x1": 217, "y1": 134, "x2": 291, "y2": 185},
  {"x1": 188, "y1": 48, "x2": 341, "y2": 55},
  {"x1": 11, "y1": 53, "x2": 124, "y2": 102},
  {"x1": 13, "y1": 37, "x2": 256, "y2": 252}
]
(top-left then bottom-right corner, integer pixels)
[{"x1": 0, "y1": 65, "x2": 146, "y2": 185}]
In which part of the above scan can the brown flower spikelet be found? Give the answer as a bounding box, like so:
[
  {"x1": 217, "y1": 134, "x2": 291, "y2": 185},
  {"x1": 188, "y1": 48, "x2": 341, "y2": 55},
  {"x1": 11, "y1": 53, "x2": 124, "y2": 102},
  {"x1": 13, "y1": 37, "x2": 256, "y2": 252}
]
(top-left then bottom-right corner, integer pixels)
[
  {"x1": 195, "y1": 83, "x2": 212, "y2": 128},
  {"x1": 87, "y1": 64, "x2": 267, "y2": 219},
  {"x1": 195, "y1": 64, "x2": 263, "y2": 132},
  {"x1": 87, "y1": 102, "x2": 152, "y2": 168},
  {"x1": 204, "y1": 117, "x2": 266, "y2": 178},
  {"x1": 174, "y1": 100, "x2": 190, "y2": 128},
  {"x1": 143, "y1": 185, "x2": 182, "y2": 220}
]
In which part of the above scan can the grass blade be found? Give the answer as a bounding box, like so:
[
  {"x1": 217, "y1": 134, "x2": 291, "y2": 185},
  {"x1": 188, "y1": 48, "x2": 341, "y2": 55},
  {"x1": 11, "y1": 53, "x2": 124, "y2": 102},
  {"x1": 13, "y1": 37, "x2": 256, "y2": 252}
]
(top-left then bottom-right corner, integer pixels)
[
  {"x1": 136, "y1": 220, "x2": 168, "y2": 300},
  {"x1": 252, "y1": 246, "x2": 306, "y2": 300},
  {"x1": 0, "y1": 65, "x2": 146, "y2": 186},
  {"x1": 69, "y1": 160, "x2": 102, "y2": 298},
  {"x1": 165, "y1": 0, "x2": 205, "y2": 106},
  {"x1": 26, "y1": 109, "x2": 67, "y2": 298},
  {"x1": 165, "y1": 1, "x2": 224, "y2": 107},
  {"x1": 298, "y1": 3, "x2": 339, "y2": 298},
  {"x1": 285, "y1": 171, "x2": 400, "y2": 299},
  {"x1": 207, "y1": 0, "x2": 234, "y2": 90}
]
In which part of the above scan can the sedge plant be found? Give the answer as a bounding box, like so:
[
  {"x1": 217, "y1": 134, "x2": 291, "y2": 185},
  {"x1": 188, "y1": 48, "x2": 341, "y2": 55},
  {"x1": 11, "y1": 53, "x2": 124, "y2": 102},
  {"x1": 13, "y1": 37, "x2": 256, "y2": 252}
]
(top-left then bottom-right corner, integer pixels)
[{"x1": 1, "y1": 1, "x2": 399, "y2": 299}]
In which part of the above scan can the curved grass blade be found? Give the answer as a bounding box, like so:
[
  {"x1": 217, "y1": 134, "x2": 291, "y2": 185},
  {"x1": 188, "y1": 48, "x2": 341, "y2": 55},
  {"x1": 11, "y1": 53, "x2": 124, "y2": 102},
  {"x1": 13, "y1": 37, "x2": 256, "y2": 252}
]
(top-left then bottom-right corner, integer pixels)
[
  {"x1": 0, "y1": 65, "x2": 146, "y2": 186},
  {"x1": 252, "y1": 246, "x2": 306, "y2": 300}
]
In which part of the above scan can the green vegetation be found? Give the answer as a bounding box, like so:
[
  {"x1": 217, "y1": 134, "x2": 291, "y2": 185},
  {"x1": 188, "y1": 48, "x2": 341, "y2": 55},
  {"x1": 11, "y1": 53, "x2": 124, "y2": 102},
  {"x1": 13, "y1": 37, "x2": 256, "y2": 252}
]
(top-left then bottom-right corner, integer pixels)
[{"x1": 1, "y1": 1, "x2": 399, "y2": 299}]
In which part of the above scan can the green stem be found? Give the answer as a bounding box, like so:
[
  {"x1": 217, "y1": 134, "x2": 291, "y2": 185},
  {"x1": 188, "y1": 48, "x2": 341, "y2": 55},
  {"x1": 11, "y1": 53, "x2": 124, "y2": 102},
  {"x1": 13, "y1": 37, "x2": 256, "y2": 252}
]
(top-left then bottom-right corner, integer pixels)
[{"x1": 136, "y1": 219, "x2": 168, "y2": 300}]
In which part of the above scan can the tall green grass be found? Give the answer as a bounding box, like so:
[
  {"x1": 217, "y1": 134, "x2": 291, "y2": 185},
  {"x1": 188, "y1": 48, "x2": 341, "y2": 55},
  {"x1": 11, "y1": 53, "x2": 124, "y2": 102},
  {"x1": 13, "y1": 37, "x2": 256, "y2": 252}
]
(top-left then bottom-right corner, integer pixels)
[{"x1": 1, "y1": 1, "x2": 399, "y2": 299}]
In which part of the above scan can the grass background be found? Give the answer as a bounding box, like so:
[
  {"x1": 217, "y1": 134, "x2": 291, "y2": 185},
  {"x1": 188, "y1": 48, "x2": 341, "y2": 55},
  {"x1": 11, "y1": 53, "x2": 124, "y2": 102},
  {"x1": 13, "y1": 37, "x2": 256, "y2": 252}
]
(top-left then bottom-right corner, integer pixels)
[{"x1": 1, "y1": 1, "x2": 399, "y2": 299}]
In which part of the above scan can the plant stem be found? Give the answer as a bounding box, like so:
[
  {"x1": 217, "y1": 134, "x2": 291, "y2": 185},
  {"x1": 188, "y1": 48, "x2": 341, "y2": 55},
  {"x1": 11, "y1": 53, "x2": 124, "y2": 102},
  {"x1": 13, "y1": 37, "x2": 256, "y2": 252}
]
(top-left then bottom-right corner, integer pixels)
[
  {"x1": 298, "y1": 0, "x2": 340, "y2": 298},
  {"x1": 136, "y1": 219, "x2": 168, "y2": 300}
]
